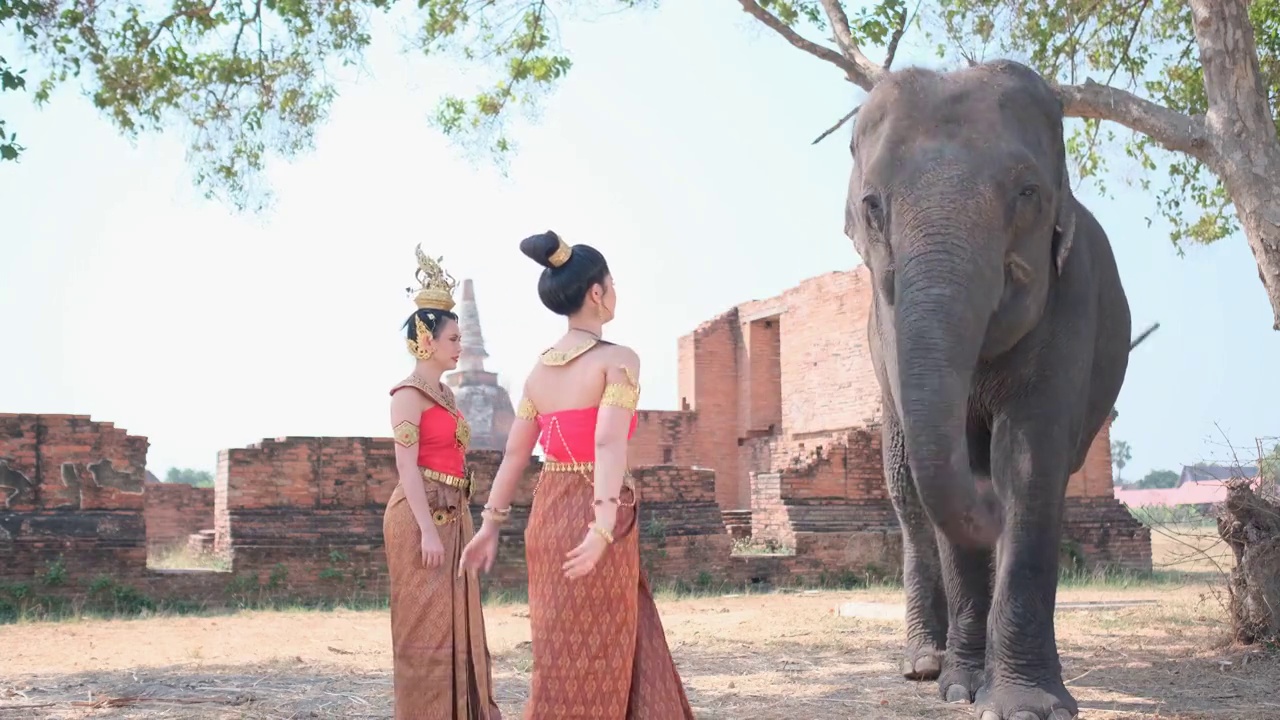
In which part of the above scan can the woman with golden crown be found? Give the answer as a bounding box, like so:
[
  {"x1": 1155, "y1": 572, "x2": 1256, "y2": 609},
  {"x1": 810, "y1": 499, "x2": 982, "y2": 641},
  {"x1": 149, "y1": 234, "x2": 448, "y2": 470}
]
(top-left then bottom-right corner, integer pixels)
[
  {"x1": 384, "y1": 246, "x2": 502, "y2": 719},
  {"x1": 459, "y1": 231, "x2": 695, "y2": 719}
]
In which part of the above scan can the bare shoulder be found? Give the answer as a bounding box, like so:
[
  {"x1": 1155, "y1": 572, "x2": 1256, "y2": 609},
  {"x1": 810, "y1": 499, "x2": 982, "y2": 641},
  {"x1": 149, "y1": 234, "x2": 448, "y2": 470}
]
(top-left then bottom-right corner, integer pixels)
[
  {"x1": 600, "y1": 343, "x2": 640, "y2": 369},
  {"x1": 390, "y1": 385, "x2": 432, "y2": 419}
]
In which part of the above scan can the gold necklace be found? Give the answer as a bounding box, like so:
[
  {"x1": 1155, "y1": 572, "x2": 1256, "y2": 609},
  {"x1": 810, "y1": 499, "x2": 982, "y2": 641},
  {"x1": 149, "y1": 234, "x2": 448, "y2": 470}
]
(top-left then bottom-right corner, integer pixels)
[{"x1": 539, "y1": 328, "x2": 603, "y2": 366}]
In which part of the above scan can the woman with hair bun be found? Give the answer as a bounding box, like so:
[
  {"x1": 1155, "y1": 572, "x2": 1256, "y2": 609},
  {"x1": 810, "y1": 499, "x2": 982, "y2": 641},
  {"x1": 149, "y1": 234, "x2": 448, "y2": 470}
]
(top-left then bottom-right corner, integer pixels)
[
  {"x1": 460, "y1": 231, "x2": 695, "y2": 718},
  {"x1": 384, "y1": 246, "x2": 502, "y2": 720}
]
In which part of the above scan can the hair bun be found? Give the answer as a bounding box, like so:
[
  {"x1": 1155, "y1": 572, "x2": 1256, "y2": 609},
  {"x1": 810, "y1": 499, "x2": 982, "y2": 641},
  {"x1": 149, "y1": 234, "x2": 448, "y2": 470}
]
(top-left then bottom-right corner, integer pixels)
[{"x1": 519, "y1": 231, "x2": 564, "y2": 269}]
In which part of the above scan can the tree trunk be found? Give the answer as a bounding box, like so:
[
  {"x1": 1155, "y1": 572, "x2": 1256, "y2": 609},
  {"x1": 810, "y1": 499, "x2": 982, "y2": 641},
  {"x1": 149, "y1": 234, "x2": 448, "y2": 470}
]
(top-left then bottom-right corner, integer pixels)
[
  {"x1": 1191, "y1": 0, "x2": 1280, "y2": 330},
  {"x1": 1217, "y1": 479, "x2": 1280, "y2": 646}
]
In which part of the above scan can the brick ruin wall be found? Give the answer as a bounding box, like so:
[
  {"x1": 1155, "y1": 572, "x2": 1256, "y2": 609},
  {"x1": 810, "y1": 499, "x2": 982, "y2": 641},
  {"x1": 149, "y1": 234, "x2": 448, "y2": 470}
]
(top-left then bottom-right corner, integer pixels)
[
  {"x1": 631, "y1": 267, "x2": 1151, "y2": 573},
  {"x1": 1, "y1": 415, "x2": 751, "y2": 608},
  {"x1": 144, "y1": 479, "x2": 213, "y2": 550},
  {"x1": 0, "y1": 268, "x2": 1152, "y2": 609},
  {"x1": 0, "y1": 414, "x2": 158, "y2": 611}
]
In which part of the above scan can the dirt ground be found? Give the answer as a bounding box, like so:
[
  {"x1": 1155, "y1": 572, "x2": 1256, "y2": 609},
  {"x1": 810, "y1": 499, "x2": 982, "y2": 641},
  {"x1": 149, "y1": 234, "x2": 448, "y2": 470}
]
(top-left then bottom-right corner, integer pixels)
[{"x1": 2, "y1": 578, "x2": 1277, "y2": 720}]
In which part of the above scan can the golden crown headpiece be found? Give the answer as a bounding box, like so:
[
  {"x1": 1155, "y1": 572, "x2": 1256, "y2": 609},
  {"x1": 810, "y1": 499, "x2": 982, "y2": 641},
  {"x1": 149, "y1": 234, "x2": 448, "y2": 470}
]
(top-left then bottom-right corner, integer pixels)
[{"x1": 407, "y1": 244, "x2": 458, "y2": 313}]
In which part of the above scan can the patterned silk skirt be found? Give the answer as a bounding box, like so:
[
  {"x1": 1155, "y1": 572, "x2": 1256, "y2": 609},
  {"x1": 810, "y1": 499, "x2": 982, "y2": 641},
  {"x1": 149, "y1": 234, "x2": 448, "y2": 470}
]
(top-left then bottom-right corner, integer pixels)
[
  {"x1": 524, "y1": 467, "x2": 695, "y2": 719},
  {"x1": 384, "y1": 480, "x2": 502, "y2": 720}
]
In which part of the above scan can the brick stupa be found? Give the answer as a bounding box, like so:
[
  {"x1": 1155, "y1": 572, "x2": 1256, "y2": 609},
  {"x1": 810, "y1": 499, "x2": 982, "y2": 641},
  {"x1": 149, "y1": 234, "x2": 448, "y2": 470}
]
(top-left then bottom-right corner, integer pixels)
[{"x1": 445, "y1": 279, "x2": 515, "y2": 451}]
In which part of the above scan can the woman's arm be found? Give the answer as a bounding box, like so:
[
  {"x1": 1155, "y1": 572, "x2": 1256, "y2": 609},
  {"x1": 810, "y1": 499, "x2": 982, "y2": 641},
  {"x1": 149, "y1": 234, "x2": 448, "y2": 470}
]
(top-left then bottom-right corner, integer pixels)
[
  {"x1": 391, "y1": 389, "x2": 434, "y2": 530},
  {"x1": 478, "y1": 382, "x2": 541, "y2": 523},
  {"x1": 590, "y1": 348, "x2": 641, "y2": 536}
]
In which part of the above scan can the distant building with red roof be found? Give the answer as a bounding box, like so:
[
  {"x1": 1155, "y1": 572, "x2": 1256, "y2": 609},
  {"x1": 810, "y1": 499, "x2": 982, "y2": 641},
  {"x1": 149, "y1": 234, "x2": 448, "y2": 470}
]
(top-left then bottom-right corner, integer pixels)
[{"x1": 1115, "y1": 464, "x2": 1259, "y2": 513}]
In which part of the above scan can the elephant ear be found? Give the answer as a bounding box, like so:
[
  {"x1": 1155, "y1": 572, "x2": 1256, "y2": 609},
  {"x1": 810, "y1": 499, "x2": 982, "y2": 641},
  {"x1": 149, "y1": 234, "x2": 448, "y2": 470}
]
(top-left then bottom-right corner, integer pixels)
[
  {"x1": 1052, "y1": 166, "x2": 1076, "y2": 276},
  {"x1": 845, "y1": 166, "x2": 870, "y2": 260}
]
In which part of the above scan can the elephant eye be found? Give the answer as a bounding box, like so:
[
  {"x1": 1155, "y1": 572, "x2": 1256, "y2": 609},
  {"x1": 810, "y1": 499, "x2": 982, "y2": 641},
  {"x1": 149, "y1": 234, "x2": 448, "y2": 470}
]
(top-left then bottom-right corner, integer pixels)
[
  {"x1": 1018, "y1": 184, "x2": 1039, "y2": 198},
  {"x1": 862, "y1": 192, "x2": 885, "y2": 231}
]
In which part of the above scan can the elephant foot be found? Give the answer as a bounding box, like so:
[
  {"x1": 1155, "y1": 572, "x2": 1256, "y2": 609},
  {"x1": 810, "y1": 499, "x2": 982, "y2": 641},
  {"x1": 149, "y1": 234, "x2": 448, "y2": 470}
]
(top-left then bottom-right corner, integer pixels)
[
  {"x1": 973, "y1": 680, "x2": 1079, "y2": 720},
  {"x1": 899, "y1": 641, "x2": 944, "y2": 680},
  {"x1": 937, "y1": 658, "x2": 984, "y2": 704}
]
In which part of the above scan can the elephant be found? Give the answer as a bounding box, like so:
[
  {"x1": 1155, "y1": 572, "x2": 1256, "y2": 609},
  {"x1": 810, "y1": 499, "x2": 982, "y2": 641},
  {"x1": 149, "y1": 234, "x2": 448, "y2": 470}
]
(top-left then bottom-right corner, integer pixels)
[{"x1": 844, "y1": 59, "x2": 1132, "y2": 720}]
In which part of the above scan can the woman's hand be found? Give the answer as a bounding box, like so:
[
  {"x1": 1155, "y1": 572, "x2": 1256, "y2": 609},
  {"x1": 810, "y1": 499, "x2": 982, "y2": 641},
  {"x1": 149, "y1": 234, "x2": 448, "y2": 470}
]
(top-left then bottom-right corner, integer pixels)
[
  {"x1": 562, "y1": 526, "x2": 610, "y2": 580},
  {"x1": 458, "y1": 524, "x2": 501, "y2": 576},
  {"x1": 420, "y1": 523, "x2": 445, "y2": 568}
]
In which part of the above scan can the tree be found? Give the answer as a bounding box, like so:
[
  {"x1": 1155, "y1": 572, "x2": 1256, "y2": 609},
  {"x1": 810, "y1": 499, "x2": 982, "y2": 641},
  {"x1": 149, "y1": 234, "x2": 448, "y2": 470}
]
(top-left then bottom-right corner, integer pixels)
[
  {"x1": 0, "y1": 0, "x2": 628, "y2": 209},
  {"x1": 1111, "y1": 439, "x2": 1132, "y2": 482},
  {"x1": 5, "y1": 1, "x2": 1280, "y2": 328},
  {"x1": 165, "y1": 467, "x2": 213, "y2": 488},
  {"x1": 1134, "y1": 468, "x2": 1179, "y2": 489}
]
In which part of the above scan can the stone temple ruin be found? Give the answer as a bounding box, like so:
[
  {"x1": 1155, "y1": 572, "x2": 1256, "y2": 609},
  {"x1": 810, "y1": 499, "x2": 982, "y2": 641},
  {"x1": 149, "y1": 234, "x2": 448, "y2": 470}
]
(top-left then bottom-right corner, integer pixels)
[{"x1": 0, "y1": 267, "x2": 1150, "y2": 610}]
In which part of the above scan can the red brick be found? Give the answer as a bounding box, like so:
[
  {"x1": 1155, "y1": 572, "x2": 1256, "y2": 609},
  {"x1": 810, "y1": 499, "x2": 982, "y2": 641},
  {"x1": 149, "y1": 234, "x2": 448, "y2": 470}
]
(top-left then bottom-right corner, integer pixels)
[{"x1": 144, "y1": 479, "x2": 214, "y2": 549}]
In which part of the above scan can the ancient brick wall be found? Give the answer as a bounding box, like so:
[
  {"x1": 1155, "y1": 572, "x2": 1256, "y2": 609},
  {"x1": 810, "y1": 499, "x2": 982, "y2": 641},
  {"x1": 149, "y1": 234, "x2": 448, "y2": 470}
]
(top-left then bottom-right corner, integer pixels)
[
  {"x1": 0, "y1": 414, "x2": 150, "y2": 594},
  {"x1": 657, "y1": 266, "x2": 1144, "y2": 572},
  {"x1": 213, "y1": 439, "x2": 731, "y2": 599},
  {"x1": 750, "y1": 428, "x2": 895, "y2": 546},
  {"x1": 144, "y1": 479, "x2": 214, "y2": 549},
  {"x1": 630, "y1": 410, "x2": 698, "y2": 468},
  {"x1": 738, "y1": 270, "x2": 881, "y2": 436},
  {"x1": 1067, "y1": 417, "x2": 1116, "y2": 498},
  {"x1": 675, "y1": 313, "x2": 743, "y2": 509},
  {"x1": 213, "y1": 436, "x2": 399, "y2": 600},
  {"x1": 666, "y1": 269, "x2": 885, "y2": 510}
]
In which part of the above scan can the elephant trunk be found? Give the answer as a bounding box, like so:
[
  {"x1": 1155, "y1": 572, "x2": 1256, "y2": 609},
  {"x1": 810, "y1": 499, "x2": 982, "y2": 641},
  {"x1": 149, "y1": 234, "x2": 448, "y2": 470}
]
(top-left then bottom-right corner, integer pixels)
[{"x1": 895, "y1": 237, "x2": 1004, "y2": 549}]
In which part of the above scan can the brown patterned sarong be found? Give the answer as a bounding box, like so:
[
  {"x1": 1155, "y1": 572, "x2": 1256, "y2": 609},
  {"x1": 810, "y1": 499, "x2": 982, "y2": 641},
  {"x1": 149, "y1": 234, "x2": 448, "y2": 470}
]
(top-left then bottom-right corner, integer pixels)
[
  {"x1": 524, "y1": 469, "x2": 695, "y2": 719},
  {"x1": 384, "y1": 481, "x2": 502, "y2": 720}
]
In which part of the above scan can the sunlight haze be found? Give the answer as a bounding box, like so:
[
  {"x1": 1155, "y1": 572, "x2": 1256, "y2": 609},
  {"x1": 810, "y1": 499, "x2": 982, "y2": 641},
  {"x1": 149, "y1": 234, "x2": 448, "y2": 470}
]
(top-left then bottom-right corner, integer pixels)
[{"x1": 1, "y1": 3, "x2": 1276, "y2": 482}]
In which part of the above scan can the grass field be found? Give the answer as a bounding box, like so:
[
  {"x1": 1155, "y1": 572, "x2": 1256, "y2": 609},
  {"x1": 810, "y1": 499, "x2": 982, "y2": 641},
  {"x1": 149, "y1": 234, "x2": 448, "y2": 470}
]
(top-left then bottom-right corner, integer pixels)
[{"x1": 1, "y1": 522, "x2": 1273, "y2": 719}]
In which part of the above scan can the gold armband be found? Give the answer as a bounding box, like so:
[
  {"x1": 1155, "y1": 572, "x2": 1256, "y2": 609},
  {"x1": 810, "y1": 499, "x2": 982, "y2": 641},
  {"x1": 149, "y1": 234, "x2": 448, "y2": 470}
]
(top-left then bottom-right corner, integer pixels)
[
  {"x1": 600, "y1": 383, "x2": 639, "y2": 410},
  {"x1": 393, "y1": 420, "x2": 420, "y2": 447},
  {"x1": 515, "y1": 397, "x2": 537, "y2": 421},
  {"x1": 600, "y1": 364, "x2": 640, "y2": 411}
]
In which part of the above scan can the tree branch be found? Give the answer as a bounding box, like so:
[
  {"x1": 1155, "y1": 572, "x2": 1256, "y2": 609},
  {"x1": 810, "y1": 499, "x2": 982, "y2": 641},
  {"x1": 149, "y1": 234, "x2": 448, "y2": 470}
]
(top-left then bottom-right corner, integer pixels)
[
  {"x1": 883, "y1": 1, "x2": 917, "y2": 71},
  {"x1": 811, "y1": 104, "x2": 861, "y2": 145},
  {"x1": 816, "y1": 0, "x2": 882, "y2": 89},
  {"x1": 1054, "y1": 79, "x2": 1210, "y2": 161},
  {"x1": 735, "y1": 0, "x2": 867, "y2": 86}
]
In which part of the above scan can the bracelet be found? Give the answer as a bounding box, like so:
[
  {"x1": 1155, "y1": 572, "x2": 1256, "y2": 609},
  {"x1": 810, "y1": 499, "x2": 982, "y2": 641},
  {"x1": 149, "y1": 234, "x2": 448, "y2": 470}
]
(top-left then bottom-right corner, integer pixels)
[
  {"x1": 481, "y1": 505, "x2": 511, "y2": 525},
  {"x1": 593, "y1": 497, "x2": 619, "y2": 506},
  {"x1": 589, "y1": 522, "x2": 614, "y2": 544}
]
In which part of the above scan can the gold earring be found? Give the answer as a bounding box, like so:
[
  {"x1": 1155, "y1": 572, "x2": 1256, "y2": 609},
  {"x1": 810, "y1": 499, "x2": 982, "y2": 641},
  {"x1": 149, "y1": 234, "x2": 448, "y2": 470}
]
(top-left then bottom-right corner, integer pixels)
[{"x1": 407, "y1": 315, "x2": 435, "y2": 360}]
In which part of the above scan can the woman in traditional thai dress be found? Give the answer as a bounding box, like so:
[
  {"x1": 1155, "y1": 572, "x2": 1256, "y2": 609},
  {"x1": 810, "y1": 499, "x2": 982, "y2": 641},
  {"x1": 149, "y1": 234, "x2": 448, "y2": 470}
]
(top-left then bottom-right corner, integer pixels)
[
  {"x1": 384, "y1": 246, "x2": 502, "y2": 720},
  {"x1": 459, "y1": 231, "x2": 695, "y2": 719}
]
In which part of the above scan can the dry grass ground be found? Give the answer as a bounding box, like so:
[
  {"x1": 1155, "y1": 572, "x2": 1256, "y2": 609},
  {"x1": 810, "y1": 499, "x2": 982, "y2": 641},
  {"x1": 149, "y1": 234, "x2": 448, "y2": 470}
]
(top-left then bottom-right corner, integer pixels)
[{"x1": 2, "y1": 525, "x2": 1275, "y2": 719}]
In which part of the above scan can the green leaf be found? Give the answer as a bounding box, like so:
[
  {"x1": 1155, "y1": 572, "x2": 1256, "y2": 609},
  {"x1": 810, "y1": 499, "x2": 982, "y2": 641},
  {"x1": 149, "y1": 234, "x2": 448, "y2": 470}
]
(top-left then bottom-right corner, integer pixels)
[{"x1": 923, "y1": 0, "x2": 1276, "y2": 251}]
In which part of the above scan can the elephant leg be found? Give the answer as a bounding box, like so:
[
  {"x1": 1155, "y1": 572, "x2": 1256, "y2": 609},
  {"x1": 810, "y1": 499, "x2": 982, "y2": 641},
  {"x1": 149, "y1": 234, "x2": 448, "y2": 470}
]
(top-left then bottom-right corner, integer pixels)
[
  {"x1": 973, "y1": 413, "x2": 1078, "y2": 720},
  {"x1": 936, "y1": 518, "x2": 994, "y2": 704},
  {"x1": 882, "y1": 407, "x2": 948, "y2": 680}
]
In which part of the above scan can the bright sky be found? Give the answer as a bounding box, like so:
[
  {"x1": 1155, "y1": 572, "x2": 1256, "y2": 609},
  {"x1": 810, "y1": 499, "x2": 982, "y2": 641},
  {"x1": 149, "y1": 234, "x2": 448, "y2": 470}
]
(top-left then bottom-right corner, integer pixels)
[{"x1": 2, "y1": 4, "x2": 1276, "y2": 482}]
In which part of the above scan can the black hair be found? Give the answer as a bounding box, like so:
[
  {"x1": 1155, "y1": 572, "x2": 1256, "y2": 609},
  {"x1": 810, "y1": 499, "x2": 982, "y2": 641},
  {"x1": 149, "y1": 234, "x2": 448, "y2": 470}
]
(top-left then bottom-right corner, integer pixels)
[
  {"x1": 518, "y1": 230, "x2": 611, "y2": 316},
  {"x1": 402, "y1": 308, "x2": 459, "y2": 345}
]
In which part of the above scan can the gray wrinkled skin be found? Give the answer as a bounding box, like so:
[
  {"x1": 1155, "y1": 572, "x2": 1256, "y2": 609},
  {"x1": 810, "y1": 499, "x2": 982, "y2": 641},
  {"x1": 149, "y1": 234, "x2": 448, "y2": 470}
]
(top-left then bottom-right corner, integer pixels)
[{"x1": 845, "y1": 60, "x2": 1131, "y2": 720}]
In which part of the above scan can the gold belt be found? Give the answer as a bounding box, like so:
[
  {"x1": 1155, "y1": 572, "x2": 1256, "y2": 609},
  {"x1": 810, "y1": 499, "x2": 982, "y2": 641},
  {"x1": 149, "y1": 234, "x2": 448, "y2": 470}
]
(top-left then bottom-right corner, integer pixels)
[
  {"x1": 536, "y1": 461, "x2": 637, "y2": 507},
  {"x1": 542, "y1": 460, "x2": 595, "y2": 474},
  {"x1": 421, "y1": 467, "x2": 473, "y2": 495}
]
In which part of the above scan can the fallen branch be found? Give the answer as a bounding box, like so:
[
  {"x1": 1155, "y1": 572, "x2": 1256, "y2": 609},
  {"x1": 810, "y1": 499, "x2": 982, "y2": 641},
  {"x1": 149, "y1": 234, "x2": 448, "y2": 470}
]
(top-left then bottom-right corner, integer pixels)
[{"x1": 70, "y1": 695, "x2": 249, "y2": 708}]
